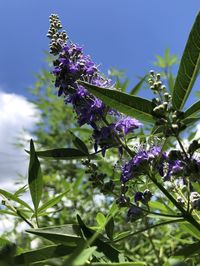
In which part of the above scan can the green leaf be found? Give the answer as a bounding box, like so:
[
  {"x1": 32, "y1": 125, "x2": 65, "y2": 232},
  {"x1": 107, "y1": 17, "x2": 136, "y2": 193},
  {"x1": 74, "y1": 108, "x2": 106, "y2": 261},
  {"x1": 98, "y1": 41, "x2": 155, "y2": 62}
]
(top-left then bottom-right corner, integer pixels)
[
  {"x1": 77, "y1": 215, "x2": 120, "y2": 262},
  {"x1": 14, "y1": 185, "x2": 28, "y2": 197},
  {"x1": 96, "y1": 213, "x2": 106, "y2": 227},
  {"x1": 0, "y1": 210, "x2": 18, "y2": 216},
  {"x1": 172, "y1": 12, "x2": 200, "y2": 110},
  {"x1": 90, "y1": 263, "x2": 146, "y2": 266},
  {"x1": 14, "y1": 244, "x2": 74, "y2": 265},
  {"x1": 130, "y1": 75, "x2": 147, "y2": 95},
  {"x1": 173, "y1": 241, "x2": 200, "y2": 257},
  {"x1": 182, "y1": 116, "x2": 200, "y2": 126},
  {"x1": 168, "y1": 72, "x2": 175, "y2": 93},
  {"x1": 38, "y1": 189, "x2": 70, "y2": 214},
  {"x1": 0, "y1": 238, "x2": 11, "y2": 249},
  {"x1": 28, "y1": 148, "x2": 90, "y2": 160},
  {"x1": 28, "y1": 139, "x2": 43, "y2": 212},
  {"x1": 180, "y1": 222, "x2": 200, "y2": 240},
  {"x1": 184, "y1": 99, "x2": 200, "y2": 118},
  {"x1": 26, "y1": 224, "x2": 82, "y2": 245},
  {"x1": 63, "y1": 246, "x2": 97, "y2": 266},
  {"x1": 69, "y1": 131, "x2": 89, "y2": 155},
  {"x1": 105, "y1": 217, "x2": 114, "y2": 240},
  {"x1": 78, "y1": 81, "x2": 154, "y2": 123},
  {"x1": 0, "y1": 243, "x2": 16, "y2": 265},
  {"x1": 0, "y1": 189, "x2": 33, "y2": 211}
]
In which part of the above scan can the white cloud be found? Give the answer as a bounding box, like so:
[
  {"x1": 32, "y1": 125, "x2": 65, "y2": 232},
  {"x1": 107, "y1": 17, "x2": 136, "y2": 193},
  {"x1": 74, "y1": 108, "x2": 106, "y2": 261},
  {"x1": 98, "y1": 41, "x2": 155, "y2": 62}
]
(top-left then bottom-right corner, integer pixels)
[{"x1": 0, "y1": 91, "x2": 39, "y2": 191}]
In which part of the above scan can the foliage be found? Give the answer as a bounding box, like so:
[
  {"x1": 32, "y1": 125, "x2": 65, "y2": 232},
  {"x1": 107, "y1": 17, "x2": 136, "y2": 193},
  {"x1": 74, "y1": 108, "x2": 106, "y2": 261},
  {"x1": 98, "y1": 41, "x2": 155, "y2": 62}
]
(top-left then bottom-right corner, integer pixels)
[{"x1": 1, "y1": 11, "x2": 200, "y2": 266}]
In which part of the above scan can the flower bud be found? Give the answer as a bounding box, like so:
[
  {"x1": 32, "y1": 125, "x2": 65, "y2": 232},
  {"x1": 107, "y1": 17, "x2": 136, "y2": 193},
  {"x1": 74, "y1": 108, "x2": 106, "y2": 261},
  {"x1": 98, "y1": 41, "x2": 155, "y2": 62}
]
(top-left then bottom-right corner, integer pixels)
[{"x1": 150, "y1": 70, "x2": 155, "y2": 76}]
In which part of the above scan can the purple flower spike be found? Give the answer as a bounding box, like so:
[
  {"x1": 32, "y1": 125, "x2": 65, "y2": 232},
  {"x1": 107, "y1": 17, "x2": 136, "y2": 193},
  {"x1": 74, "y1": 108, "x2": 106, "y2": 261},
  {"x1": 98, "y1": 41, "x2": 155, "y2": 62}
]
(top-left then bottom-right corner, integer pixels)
[{"x1": 115, "y1": 116, "x2": 142, "y2": 135}]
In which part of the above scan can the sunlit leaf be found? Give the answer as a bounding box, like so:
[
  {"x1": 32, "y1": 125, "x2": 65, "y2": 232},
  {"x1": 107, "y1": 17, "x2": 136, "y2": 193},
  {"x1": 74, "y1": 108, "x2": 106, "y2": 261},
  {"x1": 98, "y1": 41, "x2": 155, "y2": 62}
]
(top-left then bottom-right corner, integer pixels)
[
  {"x1": 172, "y1": 12, "x2": 200, "y2": 110},
  {"x1": 79, "y1": 81, "x2": 154, "y2": 123},
  {"x1": 28, "y1": 139, "x2": 43, "y2": 212},
  {"x1": 38, "y1": 189, "x2": 70, "y2": 214},
  {"x1": 184, "y1": 99, "x2": 200, "y2": 118},
  {"x1": 26, "y1": 224, "x2": 82, "y2": 245}
]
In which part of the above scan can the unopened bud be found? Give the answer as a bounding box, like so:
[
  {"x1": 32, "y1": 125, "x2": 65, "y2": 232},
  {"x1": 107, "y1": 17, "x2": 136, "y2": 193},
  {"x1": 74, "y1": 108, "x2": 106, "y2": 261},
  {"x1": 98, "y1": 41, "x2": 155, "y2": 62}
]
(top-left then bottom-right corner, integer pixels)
[{"x1": 150, "y1": 70, "x2": 155, "y2": 76}]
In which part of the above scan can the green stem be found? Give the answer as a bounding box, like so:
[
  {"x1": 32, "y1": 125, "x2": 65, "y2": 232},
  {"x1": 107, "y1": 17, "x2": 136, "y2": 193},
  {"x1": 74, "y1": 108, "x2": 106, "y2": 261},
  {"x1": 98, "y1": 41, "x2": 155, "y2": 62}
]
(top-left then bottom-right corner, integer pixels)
[
  {"x1": 112, "y1": 218, "x2": 184, "y2": 243},
  {"x1": 148, "y1": 174, "x2": 200, "y2": 232},
  {"x1": 145, "y1": 217, "x2": 162, "y2": 266},
  {"x1": 16, "y1": 209, "x2": 34, "y2": 228}
]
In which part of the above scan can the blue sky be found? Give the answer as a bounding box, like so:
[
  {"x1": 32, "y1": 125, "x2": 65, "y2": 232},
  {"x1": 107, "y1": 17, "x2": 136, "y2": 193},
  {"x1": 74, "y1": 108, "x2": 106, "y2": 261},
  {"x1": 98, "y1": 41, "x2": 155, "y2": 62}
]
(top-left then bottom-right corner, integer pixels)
[{"x1": 0, "y1": 1, "x2": 199, "y2": 101}]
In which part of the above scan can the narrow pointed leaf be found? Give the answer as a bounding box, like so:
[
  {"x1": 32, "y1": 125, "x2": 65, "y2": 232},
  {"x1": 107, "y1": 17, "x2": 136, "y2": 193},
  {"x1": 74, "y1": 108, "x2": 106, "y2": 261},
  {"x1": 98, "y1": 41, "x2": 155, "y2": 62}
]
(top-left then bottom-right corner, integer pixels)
[
  {"x1": 69, "y1": 131, "x2": 89, "y2": 154},
  {"x1": 105, "y1": 217, "x2": 114, "y2": 240},
  {"x1": 79, "y1": 81, "x2": 154, "y2": 123},
  {"x1": 130, "y1": 75, "x2": 147, "y2": 95},
  {"x1": 172, "y1": 12, "x2": 200, "y2": 110},
  {"x1": 91, "y1": 263, "x2": 146, "y2": 266},
  {"x1": 38, "y1": 189, "x2": 70, "y2": 213},
  {"x1": 28, "y1": 139, "x2": 43, "y2": 211},
  {"x1": 27, "y1": 148, "x2": 91, "y2": 160},
  {"x1": 183, "y1": 116, "x2": 200, "y2": 126},
  {"x1": 173, "y1": 241, "x2": 200, "y2": 257},
  {"x1": 184, "y1": 99, "x2": 200, "y2": 118},
  {"x1": 0, "y1": 189, "x2": 33, "y2": 211},
  {"x1": 77, "y1": 215, "x2": 120, "y2": 262},
  {"x1": 14, "y1": 244, "x2": 74, "y2": 265},
  {"x1": 63, "y1": 246, "x2": 97, "y2": 266},
  {"x1": 26, "y1": 224, "x2": 82, "y2": 245}
]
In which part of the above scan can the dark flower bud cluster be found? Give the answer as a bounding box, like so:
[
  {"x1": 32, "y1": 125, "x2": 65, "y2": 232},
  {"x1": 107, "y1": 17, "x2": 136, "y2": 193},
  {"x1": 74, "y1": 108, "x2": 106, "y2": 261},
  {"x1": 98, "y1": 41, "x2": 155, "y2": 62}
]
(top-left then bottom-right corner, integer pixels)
[
  {"x1": 127, "y1": 205, "x2": 144, "y2": 222},
  {"x1": 134, "y1": 189, "x2": 152, "y2": 205},
  {"x1": 149, "y1": 70, "x2": 186, "y2": 136},
  {"x1": 82, "y1": 159, "x2": 115, "y2": 194},
  {"x1": 188, "y1": 140, "x2": 200, "y2": 156}
]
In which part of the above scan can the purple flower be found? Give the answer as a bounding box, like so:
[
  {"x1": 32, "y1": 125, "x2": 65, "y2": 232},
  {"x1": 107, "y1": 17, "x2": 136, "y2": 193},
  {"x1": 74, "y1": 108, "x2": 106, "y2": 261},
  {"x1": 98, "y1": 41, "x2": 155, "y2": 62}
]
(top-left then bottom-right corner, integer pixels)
[
  {"x1": 121, "y1": 160, "x2": 135, "y2": 182},
  {"x1": 163, "y1": 160, "x2": 184, "y2": 181},
  {"x1": 115, "y1": 116, "x2": 142, "y2": 135},
  {"x1": 92, "y1": 124, "x2": 116, "y2": 156},
  {"x1": 52, "y1": 41, "x2": 111, "y2": 126},
  {"x1": 133, "y1": 150, "x2": 149, "y2": 166},
  {"x1": 121, "y1": 146, "x2": 161, "y2": 183}
]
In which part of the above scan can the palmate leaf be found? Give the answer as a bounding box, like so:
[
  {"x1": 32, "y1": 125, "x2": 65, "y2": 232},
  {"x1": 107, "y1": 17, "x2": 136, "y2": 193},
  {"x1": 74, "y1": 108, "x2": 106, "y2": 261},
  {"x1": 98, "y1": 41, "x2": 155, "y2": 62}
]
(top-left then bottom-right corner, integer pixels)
[
  {"x1": 78, "y1": 81, "x2": 154, "y2": 123},
  {"x1": 28, "y1": 139, "x2": 43, "y2": 212},
  {"x1": 172, "y1": 12, "x2": 200, "y2": 110}
]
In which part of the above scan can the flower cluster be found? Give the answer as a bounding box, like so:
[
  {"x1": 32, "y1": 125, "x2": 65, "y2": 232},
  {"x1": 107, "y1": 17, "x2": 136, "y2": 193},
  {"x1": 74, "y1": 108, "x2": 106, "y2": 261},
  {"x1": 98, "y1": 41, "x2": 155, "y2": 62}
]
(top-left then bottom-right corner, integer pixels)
[
  {"x1": 149, "y1": 70, "x2": 186, "y2": 136},
  {"x1": 121, "y1": 146, "x2": 162, "y2": 183},
  {"x1": 48, "y1": 14, "x2": 142, "y2": 155}
]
